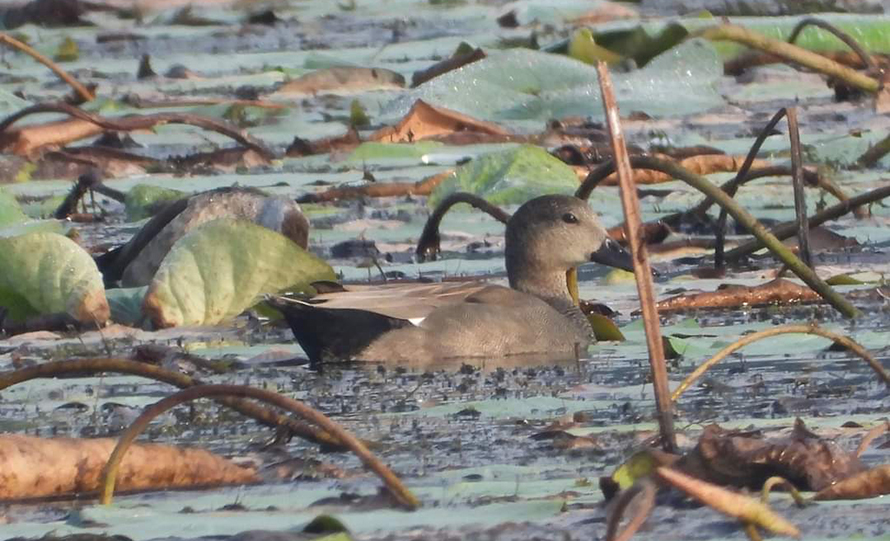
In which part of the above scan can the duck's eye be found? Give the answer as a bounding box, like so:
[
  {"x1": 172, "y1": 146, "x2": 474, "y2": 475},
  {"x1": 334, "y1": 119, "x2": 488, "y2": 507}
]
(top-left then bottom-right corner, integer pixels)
[{"x1": 562, "y1": 212, "x2": 579, "y2": 224}]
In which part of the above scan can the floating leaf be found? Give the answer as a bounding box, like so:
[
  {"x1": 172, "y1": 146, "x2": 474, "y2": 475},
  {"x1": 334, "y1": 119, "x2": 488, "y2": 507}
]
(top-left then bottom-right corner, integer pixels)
[
  {"x1": 429, "y1": 145, "x2": 578, "y2": 206},
  {"x1": 0, "y1": 232, "x2": 108, "y2": 323},
  {"x1": 143, "y1": 218, "x2": 335, "y2": 328},
  {"x1": 346, "y1": 141, "x2": 444, "y2": 163},
  {"x1": 54, "y1": 36, "x2": 79, "y2": 62},
  {"x1": 350, "y1": 99, "x2": 370, "y2": 128},
  {"x1": 125, "y1": 184, "x2": 186, "y2": 222},
  {"x1": 371, "y1": 100, "x2": 510, "y2": 143},
  {"x1": 593, "y1": 22, "x2": 689, "y2": 67},
  {"x1": 826, "y1": 273, "x2": 866, "y2": 286},
  {"x1": 118, "y1": 188, "x2": 309, "y2": 287},
  {"x1": 568, "y1": 28, "x2": 622, "y2": 64},
  {"x1": 273, "y1": 67, "x2": 405, "y2": 96},
  {"x1": 106, "y1": 286, "x2": 148, "y2": 327},
  {"x1": 0, "y1": 187, "x2": 27, "y2": 227},
  {"x1": 589, "y1": 313, "x2": 625, "y2": 342},
  {"x1": 612, "y1": 451, "x2": 663, "y2": 490},
  {"x1": 383, "y1": 40, "x2": 723, "y2": 124}
]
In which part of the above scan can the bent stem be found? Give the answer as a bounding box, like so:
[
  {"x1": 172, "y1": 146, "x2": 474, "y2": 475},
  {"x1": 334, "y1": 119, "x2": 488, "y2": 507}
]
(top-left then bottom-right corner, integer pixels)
[
  {"x1": 100, "y1": 384, "x2": 419, "y2": 510},
  {"x1": 0, "y1": 33, "x2": 95, "y2": 102},
  {"x1": 623, "y1": 156, "x2": 859, "y2": 318},
  {"x1": 415, "y1": 191, "x2": 510, "y2": 262},
  {"x1": 672, "y1": 324, "x2": 890, "y2": 402},
  {"x1": 697, "y1": 24, "x2": 879, "y2": 93},
  {"x1": 725, "y1": 183, "x2": 890, "y2": 262},
  {"x1": 0, "y1": 358, "x2": 348, "y2": 450},
  {"x1": 761, "y1": 477, "x2": 808, "y2": 507},
  {"x1": 597, "y1": 62, "x2": 675, "y2": 452}
]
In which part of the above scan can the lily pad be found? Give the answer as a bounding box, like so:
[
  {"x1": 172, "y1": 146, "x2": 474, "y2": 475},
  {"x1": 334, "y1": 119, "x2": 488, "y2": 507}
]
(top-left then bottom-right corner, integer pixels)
[
  {"x1": 429, "y1": 144, "x2": 579, "y2": 206},
  {"x1": 117, "y1": 188, "x2": 310, "y2": 287},
  {"x1": 383, "y1": 39, "x2": 723, "y2": 125},
  {"x1": 0, "y1": 187, "x2": 27, "y2": 227},
  {"x1": 0, "y1": 232, "x2": 109, "y2": 323},
  {"x1": 106, "y1": 286, "x2": 149, "y2": 327},
  {"x1": 125, "y1": 184, "x2": 186, "y2": 222},
  {"x1": 143, "y1": 218, "x2": 336, "y2": 328}
]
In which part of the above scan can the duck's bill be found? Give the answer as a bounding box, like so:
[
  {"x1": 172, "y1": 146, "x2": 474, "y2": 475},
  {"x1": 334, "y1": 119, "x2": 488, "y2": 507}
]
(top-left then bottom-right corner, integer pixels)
[{"x1": 589, "y1": 238, "x2": 635, "y2": 272}]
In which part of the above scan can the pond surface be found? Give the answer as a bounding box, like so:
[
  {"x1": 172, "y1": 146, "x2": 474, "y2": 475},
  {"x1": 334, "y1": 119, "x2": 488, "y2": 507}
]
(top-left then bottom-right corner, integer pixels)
[{"x1": 1, "y1": 0, "x2": 890, "y2": 539}]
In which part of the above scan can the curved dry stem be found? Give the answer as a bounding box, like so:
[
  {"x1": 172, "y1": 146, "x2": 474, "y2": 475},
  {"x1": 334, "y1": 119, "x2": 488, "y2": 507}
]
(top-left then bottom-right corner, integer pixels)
[
  {"x1": 714, "y1": 108, "x2": 787, "y2": 268},
  {"x1": 415, "y1": 192, "x2": 510, "y2": 262},
  {"x1": 0, "y1": 102, "x2": 274, "y2": 158},
  {"x1": 585, "y1": 156, "x2": 859, "y2": 318},
  {"x1": 697, "y1": 24, "x2": 879, "y2": 93},
  {"x1": 857, "y1": 133, "x2": 890, "y2": 168},
  {"x1": 672, "y1": 325, "x2": 890, "y2": 402},
  {"x1": 787, "y1": 18, "x2": 876, "y2": 73},
  {"x1": 761, "y1": 477, "x2": 808, "y2": 507},
  {"x1": 605, "y1": 480, "x2": 657, "y2": 541},
  {"x1": 0, "y1": 33, "x2": 94, "y2": 102},
  {"x1": 855, "y1": 421, "x2": 890, "y2": 458},
  {"x1": 99, "y1": 384, "x2": 419, "y2": 510},
  {"x1": 725, "y1": 183, "x2": 890, "y2": 262},
  {"x1": 0, "y1": 358, "x2": 347, "y2": 449}
]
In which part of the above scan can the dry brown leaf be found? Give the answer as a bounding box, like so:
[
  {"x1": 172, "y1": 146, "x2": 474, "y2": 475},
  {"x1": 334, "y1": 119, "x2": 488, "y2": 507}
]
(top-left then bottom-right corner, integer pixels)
[
  {"x1": 371, "y1": 99, "x2": 510, "y2": 143},
  {"x1": 0, "y1": 118, "x2": 105, "y2": 157},
  {"x1": 573, "y1": 155, "x2": 773, "y2": 185},
  {"x1": 681, "y1": 421, "x2": 865, "y2": 492},
  {"x1": 656, "y1": 466, "x2": 801, "y2": 538},
  {"x1": 654, "y1": 278, "x2": 822, "y2": 313},
  {"x1": 813, "y1": 465, "x2": 890, "y2": 500},
  {"x1": 0, "y1": 434, "x2": 258, "y2": 500},
  {"x1": 272, "y1": 67, "x2": 405, "y2": 96}
]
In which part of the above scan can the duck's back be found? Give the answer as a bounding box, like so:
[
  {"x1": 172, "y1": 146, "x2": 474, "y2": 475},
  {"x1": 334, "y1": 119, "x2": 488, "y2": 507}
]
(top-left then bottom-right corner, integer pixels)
[{"x1": 357, "y1": 285, "x2": 592, "y2": 364}]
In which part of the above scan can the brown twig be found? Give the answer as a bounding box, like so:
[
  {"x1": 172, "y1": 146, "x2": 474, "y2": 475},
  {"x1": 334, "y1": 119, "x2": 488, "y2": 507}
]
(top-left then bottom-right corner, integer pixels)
[
  {"x1": 411, "y1": 47, "x2": 486, "y2": 87},
  {"x1": 786, "y1": 17, "x2": 877, "y2": 74},
  {"x1": 590, "y1": 155, "x2": 860, "y2": 317},
  {"x1": 786, "y1": 107, "x2": 811, "y2": 267},
  {"x1": 0, "y1": 358, "x2": 349, "y2": 450},
  {"x1": 725, "y1": 183, "x2": 890, "y2": 262},
  {"x1": 671, "y1": 324, "x2": 890, "y2": 402},
  {"x1": 715, "y1": 108, "x2": 787, "y2": 269},
  {"x1": 857, "y1": 133, "x2": 890, "y2": 168},
  {"x1": 0, "y1": 33, "x2": 95, "y2": 102},
  {"x1": 99, "y1": 384, "x2": 419, "y2": 510},
  {"x1": 597, "y1": 62, "x2": 675, "y2": 453},
  {"x1": 0, "y1": 102, "x2": 274, "y2": 158}
]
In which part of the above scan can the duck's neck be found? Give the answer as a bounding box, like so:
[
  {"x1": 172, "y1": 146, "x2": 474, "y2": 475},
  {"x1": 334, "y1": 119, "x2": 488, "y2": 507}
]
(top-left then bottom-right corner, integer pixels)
[{"x1": 508, "y1": 263, "x2": 592, "y2": 338}]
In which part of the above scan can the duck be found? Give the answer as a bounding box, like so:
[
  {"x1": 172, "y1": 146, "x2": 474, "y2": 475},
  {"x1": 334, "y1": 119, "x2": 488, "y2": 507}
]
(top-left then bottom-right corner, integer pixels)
[{"x1": 267, "y1": 194, "x2": 633, "y2": 365}]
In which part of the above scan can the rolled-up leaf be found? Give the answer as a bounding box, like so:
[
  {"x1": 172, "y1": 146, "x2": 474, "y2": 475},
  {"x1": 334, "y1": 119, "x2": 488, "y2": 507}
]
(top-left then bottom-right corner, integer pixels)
[
  {"x1": 144, "y1": 218, "x2": 335, "y2": 327},
  {"x1": 0, "y1": 231, "x2": 108, "y2": 323}
]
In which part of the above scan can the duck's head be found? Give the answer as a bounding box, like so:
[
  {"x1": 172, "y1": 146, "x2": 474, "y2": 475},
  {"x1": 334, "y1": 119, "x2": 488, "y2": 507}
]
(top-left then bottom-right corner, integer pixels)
[{"x1": 506, "y1": 195, "x2": 634, "y2": 281}]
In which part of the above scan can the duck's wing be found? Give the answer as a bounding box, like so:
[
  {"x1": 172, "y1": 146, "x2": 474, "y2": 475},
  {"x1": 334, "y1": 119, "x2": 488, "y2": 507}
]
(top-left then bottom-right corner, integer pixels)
[
  {"x1": 266, "y1": 296, "x2": 413, "y2": 364},
  {"x1": 309, "y1": 280, "x2": 494, "y2": 321}
]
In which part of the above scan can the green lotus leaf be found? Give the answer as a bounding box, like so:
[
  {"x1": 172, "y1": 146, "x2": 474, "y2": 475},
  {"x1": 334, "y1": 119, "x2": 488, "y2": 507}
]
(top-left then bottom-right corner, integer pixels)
[
  {"x1": 0, "y1": 232, "x2": 109, "y2": 323},
  {"x1": 144, "y1": 218, "x2": 335, "y2": 328},
  {"x1": 429, "y1": 145, "x2": 579, "y2": 206},
  {"x1": 0, "y1": 187, "x2": 27, "y2": 227},
  {"x1": 125, "y1": 184, "x2": 186, "y2": 222}
]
